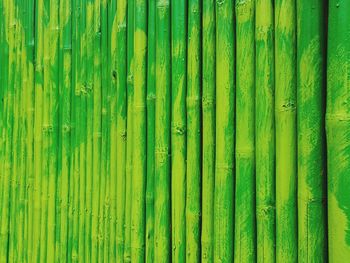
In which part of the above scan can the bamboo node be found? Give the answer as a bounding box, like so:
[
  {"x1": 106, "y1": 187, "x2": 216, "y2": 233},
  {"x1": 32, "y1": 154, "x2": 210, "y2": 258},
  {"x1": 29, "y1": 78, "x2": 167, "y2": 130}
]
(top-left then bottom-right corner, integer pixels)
[
  {"x1": 146, "y1": 94, "x2": 156, "y2": 101},
  {"x1": 235, "y1": 148, "x2": 254, "y2": 157},
  {"x1": 9, "y1": 22, "x2": 17, "y2": 29},
  {"x1": 202, "y1": 97, "x2": 215, "y2": 108},
  {"x1": 62, "y1": 124, "x2": 71, "y2": 133},
  {"x1": 117, "y1": 22, "x2": 127, "y2": 31},
  {"x1": 42, "y1": 124, "x2": 53, "y2": 133},
  {"x1": 256, "y1": 204, "x2": 275, "y2": 217},
  {"x1": 112, "y1": 70, "x2": 117, "y2": 80},
  {"x1": 215, "y1": 164, "x2": 234, "y2": 171},
  {"x1": 120, "y1": 131, "x2": 127, "y2": 140},
  {"x1": 35, "y1": 63, "x2": 43, "y2": 72},
  {"x1": 276, "y1": 101, "x2": 296, "y2": 112},
  {"x1": 86, "y1": 83, "x2": 93, "y2": 94},
  {"x1": 326, "y1": 113, "x2": 350, "y2": 121},
  {"x1": 216, "y1": 0, "x2": 225, "y2": 7},
  {"x1": 187, "y1": 96, "x2": 201, "y2": 107},
  {"x1": 63, "y1": 45, "x2": 72, "y2": 51},
  {"x1": 191, "y1": 7, "x2": 200, "y2": 14},
  {"x1": 155, "y1": 146, "x2": 170, "y2": 163},
  {"x1": 80, "y1": 84, "x2": 88, "y2": 95},
  {"x1": 156, "y1": 0, "x2": 170, "y2": 8},
  {"x1": 134, "y1": 104, "x2": 146, "y2": 112},
  {"x1": 256, "y1": 26, "x2": 273, "y2": 40},
  {"x1": 172, "y1": 124, "x2": 186, "y2": 135},
  {"x1": 127, "y1": 74, "x2": 134, "y2": 84}
]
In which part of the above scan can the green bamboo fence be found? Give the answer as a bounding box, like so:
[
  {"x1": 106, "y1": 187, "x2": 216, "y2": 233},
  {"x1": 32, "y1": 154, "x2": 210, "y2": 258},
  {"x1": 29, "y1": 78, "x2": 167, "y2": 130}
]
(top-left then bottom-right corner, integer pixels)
[{"x1": 0, "y1": 0, "x2": 349, "y2": 262}]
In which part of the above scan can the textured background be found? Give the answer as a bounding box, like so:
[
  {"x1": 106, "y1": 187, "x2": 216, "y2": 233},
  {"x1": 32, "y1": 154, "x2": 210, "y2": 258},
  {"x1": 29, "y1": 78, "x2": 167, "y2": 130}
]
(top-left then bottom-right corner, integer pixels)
[{"x1": 0, "y1": 0, "x2": 348, "y2": 262}]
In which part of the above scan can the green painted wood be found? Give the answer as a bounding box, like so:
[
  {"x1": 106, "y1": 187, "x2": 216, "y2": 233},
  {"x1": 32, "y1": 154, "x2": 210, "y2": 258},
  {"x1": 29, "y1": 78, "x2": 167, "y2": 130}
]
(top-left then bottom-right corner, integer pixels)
[
  {"x1": 255, "y1": 0, "x2": 275, "y2": 262},
  {"x1": 0, "y1": 1, "x2": 337, "y2": 262},
  {"x1": 186, "y1": 0, "x2": 201, "y2": 260},
  {"x1": 124, "y1": 0, "x2": 135, "y2": 261},
  {"x1": 154, "y1": 0, "x2": 171, "y2": 262},
  {"x1": 171, "y1": 0, "x2": 187, "y2": 261},
  {"x1": 145, "y1": 0, "x2": 156, "y2": 262},
  {"x1": 214, "y1": 0, "x2": 235, "y2": 261},
  {"x1": 201, "y1": 0, "x2": 215, "y2": 261},
  {"x1": 108, "y1": 0, "x2": 117, "y2": 261},
  {"x1": 275, "y1": 0, "x2": 297, "y2": 261},
  {"x1": 131, "y1": 0, "x2": 147, "y2": 262},
  {"x1": 115, "y1": 0, "x2": 127, "y2": 261},
  {"x1": 91, "y1": 0, "x2": 102, "y2": 261},
  {"x1": 327, "y1": 1, "x2": 350, "y2": 261},
  {"x1": 297, "y1": 0, "x2": 327, "y2": 261},
  {"x1": 235, "y1": 1, "x2": 256, "y2": 262}
]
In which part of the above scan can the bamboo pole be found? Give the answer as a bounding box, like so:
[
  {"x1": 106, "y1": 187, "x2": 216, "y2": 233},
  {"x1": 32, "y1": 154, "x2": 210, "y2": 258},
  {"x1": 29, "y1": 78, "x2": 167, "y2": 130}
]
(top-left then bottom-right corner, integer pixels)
[
  {"x1": 24, "y1": 0, "x2": 35, "y2": 260},
  {"x1": 297, "y1": 0, "x2": 326, "y2": 261},
  {"x1": 131, "y1": 0, "x2": 147, "y2": 262},
  {"x1": 108, "y1": 0, "x2": 117, "y2": 260},
  {"x1": 100, "y1": 0, "x2": 109, "y2": 259},
  {"x1": 214, "y1": 0, "x2": 235, "y2": 261},
  {"x1": 106, "y1": 1, "x2": 112, "y2": 256},
  {"x1": 58, "y1": 0, "x2": 72, "y2": 260},
  {"x1": 56, "y1": 1, "x2": 64, "y2": 260},
  {"x1": 255, "y1": 0, "x2": 275, "y2": 262},
  {"x1": 39, "y1": 0, "x2": 52, "y2": 259},
  {"x1": 145, "y1": 0, "x2": 156, "y2": 261},
  {"x1": 71, "y1": 0, "x2": 81, "y2": 260},
  {"x1": 31, "y1": 0, "x2": 44, "y2": 261},
  {"x1": 171, "y1": 0, "x2": 187, "y2": 260},
  {"x1": 15, "y1": 4, "x2": 25, "y2": 258},
  {"x1": 18, "y1": 3, "x2": 28, "y2": 260},
  {"x1": 78, "y1": 0, "x2": 87, "y2": 260},
  {"x1": 275, "y1": 0, "x2": 297, "y2": 261},
  {"x1": 154, "y1": 0, "x2": 171, "y2": 261},
  {"x1": 16, "y1": 4, "x2": 26, "y2": 261},
  {"x1": 201, "y1": 0, "x2": 215, "y2": 260},
  {"x1": 116, "y1": 0, "x2": 128, "y2": 260},
  {"x1": 0, "y1": 1, "x2": 15, "y2": 260},
  {"x1": 124, "y1": 0, "x2": 135, "y2": 260},
  {"x1": 47, "y1": 0, "x2": 59, "y2": 260},
  {"x1": 79, "y1": 1, "x2": 88, "y2": 262},
  {"x1": 327, "y1": 1, "x2": 350, "y2": 261},
  {"x1": 19, "y1": 22, "x2": 28, "y2": 259},
  {"x1": 235, "y1": 0, "x2": 256, "y2": 262},
  {"x1": 0, "y1": 2, "x2": 9, "y2": 251},
  {"x1": 9, "y1": 6, "x2": 22, "y2": 260},
  {"x1": 85, "y1": 0, "x2": 94, "y2": 261},
  {"x1": 0, "y1": 1, "x2": 5, "y2": 256},
  {"x1": 186, "y1": 0, "x2": 201, "y2": 260},
  {"x1": 91, "y1": 0, "x2": 102, "y2": 260}
]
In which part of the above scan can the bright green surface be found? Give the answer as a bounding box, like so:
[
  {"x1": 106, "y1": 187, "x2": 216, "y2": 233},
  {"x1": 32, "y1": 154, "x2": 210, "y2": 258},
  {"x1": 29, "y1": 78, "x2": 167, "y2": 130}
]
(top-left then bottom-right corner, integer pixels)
[
  {"x1": 275, "y1": 0, "x2": 297, "y2": 261},
  {"x1": 297, "y1": 0, "x2": 327, "y2": 261},
  {"x1": 327, "y1": 1, "x2": 350, "y2": 261},
  {"x1": 255, "y1": 0, "x2": 275, "y2": 262},
  {"x1": 0, "y1": 1, "x2": 344, "y2": 262}
]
